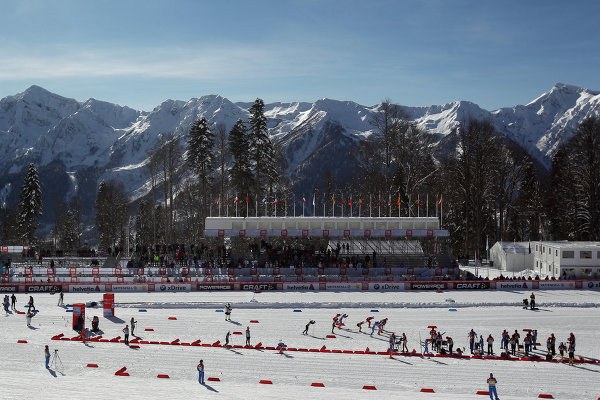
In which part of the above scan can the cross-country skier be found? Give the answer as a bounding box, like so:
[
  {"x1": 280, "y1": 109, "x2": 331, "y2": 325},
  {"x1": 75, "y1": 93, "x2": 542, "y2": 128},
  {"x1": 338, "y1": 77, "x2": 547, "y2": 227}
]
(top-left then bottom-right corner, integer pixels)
[
  {"x1": 366, "y1": 316, "x2": 374, "y2": 327},
  {"x1": 530, "y1": 292, "x2": 536, "y2": 309},
  {"x1": 44, "y1": 345, "x2": 50, "y2": 369},
  {"x1": 303, "y1": 320, "x2": 315, "y2": 335},
  {"x1": 558, "y1": 342, "x2": 566, "y2": 361},
  {"x1": 479, "y1": 335, "x2": 484, "y2": 354},
  {"x1": 277, "y1": 340, "x2": 287, "y2": 354},
  {"x1": 58, "y1": 292, "x2": 64, "y2": 307},
  {"x1": 550, "y1": 333, "x2": 556, "y2": 355},
  {"x1": 513, "y1": 330, "x2": 520, "y2": 346},
  {"x1": 446, "y1": 336, "x2": 453, "y2": 355},
  {"x1": 197, "y1": 359, "x2": 204, "y2": 384},
  {"x1": 123, "y1": 325, "x2": 130, "y2": 345},
  {"x1": 10, "y1": 294, "x2": 16, "y2": 311},
  {"x1": 568, "y1": 342, "x2": 575, "y2": 366},
  {"x1": 509, "y1": 335, "x2": 517, "y2": 356},
  {"x1": 487, "y1": 334, "x2": 494, "y2": 355},
  {"x1": 370, "y1": 320, "x2": 380, "y2": 336},
  {"x1": 245, "y1": 326, "x2": 251, "y2": 346},
  {"x1": 401, "y1": 333, "x2": 409, "y2": 353},
  {"x1": 26, "y1": 310, "x2": 34, "y2": 327},
  {"x1": 524, "y1": 333, "x2": 531, "y2": 356},
  {"x1": 389, "y1": 333, "x2": 396, "y2": 358},
  {"x1": 91, "y1": 316, "x2": 100, "y2": 332},
  {"x1": 378, "y1": 318, "x2": 388, "y2": 335},
  {"x1": 568, "y1": 332, "x2": 576, "y2": 350},
  {"x1": 224, "y1": 303, "x2": 232, "y2": 321},
  {"x1": 28, "y1": 296, "x2": 36, "y2": 312},
  {"x1": 3, "y1": 295, "x2": 9, "y2": 313},
  {"x1": 532, "y1": 329, "x2": 538, "y2": 350},
  {"x1": 356, "y1": 320, "x2": 365, "y2": 332},
  {"x1": 130, "y1": 317, "x2": 137, "y2": 336},
  {"x1": 338, "y1": 313, "x2": 348, "y2": 326},
  {"x1": 225, "y1": 331, "x2": 231, "y2": 347},
  {"x1": 487, "y1": 373, "x2": 500, "y2": 400},
  {"x1": 468, "y1": 329, "x2": 477, "y2": 354},
  {"x1": 500, "y1": 329, "x2": 509, "y2": 350},
  {"x1": 422, "y1": 338, "x2": 430, "y2": 354}
]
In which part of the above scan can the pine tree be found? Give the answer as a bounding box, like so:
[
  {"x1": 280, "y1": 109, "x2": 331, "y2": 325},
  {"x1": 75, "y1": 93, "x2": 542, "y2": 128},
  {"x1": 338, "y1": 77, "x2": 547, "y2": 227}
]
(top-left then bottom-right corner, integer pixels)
[
  {"x1": 228, "y1": 119, "x2": 254, "y2": 199},
  {"x1": 95, "y1": 180, "x2": 129, "y2": 252},
  {"x1": 248, "y1": 99, "x2": 278, "y2": 200},
  {"x1": 17, "y1": 163, "x2": 42, "y2": 244},
  {"x1": 135, "y1": 198, "x2": 154, "y2": 251},
  {"x1": 186, "y1": 117, "x2": 215, "y2": 220}
]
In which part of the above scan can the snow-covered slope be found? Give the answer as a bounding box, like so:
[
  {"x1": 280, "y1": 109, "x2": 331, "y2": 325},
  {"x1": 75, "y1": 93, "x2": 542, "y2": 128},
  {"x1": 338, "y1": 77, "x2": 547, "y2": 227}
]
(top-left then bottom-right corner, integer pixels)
[{"x1": 0, "y1": 83, "x2": 599, "y2": 223}]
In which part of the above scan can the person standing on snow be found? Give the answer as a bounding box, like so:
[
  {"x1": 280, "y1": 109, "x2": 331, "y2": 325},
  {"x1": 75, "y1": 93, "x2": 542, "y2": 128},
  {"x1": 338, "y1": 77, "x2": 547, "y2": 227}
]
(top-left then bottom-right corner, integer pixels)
[
  {"x1": 26, "y1": 310, "x2": 34, "y2": 327},
  {"x1": 446, "y1": 336, "x2": 454, "y2": 355},
  {"x1": 123, "y1": 325, "x2": 130, "y2": 345},
  {"x1": 245, "y1": 326, "x2": 251, "y2": 346},
  {"x1": 57, "y1": 291, "x2": 64, "y2": 307},
  {"x1": 10, "y1": 293, "x2": 16, "y2": 311},
  {"x1": 487, "y1": 373, "x2": 500, "y2": 400},
  {"x1": 224, "y1": 303, "x2": 232, "y2": 321},
  {"x1": 401, "y1": 332, "x2": 409, "y2": 353},
  {"x1": 225, "y1": 331, "x2": 231, "y2": 347},
  {"x1": 130, "y1": 317, "x2": 137, "y2": 336},
  {"x1": 468, "y1": 329, "x2": 477, "y2": 354},
  {"x1": 44, "y1": 345, "x2": 51, "y2": 369},
  {"x1": 487, "y1": 334, "x2": 494, "y2": 355},
  {"x1": 197, "y1": 359, "x2": 205, "y2": 384}
]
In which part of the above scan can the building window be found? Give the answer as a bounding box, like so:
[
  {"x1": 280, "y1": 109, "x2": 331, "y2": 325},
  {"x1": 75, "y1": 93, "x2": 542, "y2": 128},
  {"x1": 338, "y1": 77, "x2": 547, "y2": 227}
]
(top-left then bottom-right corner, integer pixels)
[
  {"x1": 581, "y1": 251, "x2": 592, "y2": 259},
  {"x1": 563, "y1": 251, "x2": 574, "y2": 259}
]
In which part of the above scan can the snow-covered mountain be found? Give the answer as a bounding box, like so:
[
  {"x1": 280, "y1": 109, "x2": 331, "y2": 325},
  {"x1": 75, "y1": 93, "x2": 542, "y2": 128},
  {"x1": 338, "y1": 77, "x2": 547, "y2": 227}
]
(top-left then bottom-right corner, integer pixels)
[{"x1": 0, "y1": 83, "x2": 599, "y2": 225}]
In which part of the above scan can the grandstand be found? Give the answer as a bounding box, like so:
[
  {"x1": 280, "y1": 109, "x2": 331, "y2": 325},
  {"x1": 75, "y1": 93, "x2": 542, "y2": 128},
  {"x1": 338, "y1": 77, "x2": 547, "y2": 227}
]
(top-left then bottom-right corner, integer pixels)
[{"x1": 0, "y1": 216, "x2": 458, "y2": 284}]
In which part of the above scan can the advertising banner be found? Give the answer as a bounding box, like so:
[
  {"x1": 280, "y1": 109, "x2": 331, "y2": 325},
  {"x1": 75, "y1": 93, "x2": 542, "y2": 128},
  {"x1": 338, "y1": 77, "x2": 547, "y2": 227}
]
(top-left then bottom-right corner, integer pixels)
[
  {"x1": 454, "y1": 282, "x2": 491, "y2": 290},
  {"x1": 155, "y1": 283, "x2": 192, "y2": 292},
  {"x1": 325, "y1": 282, "x2": 362, "y2": 291},
  {"x1": 368, "y1": 282, "x2": 406, "y2": 291},
  {"x1": 538, "y1": 281, "x2": 576, "y2": 290},
  {"x1": 197, "y1": 283, "x2": 234, "y2": 291},
  {"x1": 111, "y1": 284, "x2": 148, "y2": 293},
  {"x1": 69, "y1": 284, "x2": 105, "y2": 293},
  {"x1": 0, "y1": 285, "x2": 18, "y2": 292},
  {"x1": 283, "y1": 283, "x2": 319, "y2": 291},
  {"x1": 585, "y1": 280, "x2": 600, "y2": 289},
  {"x1": 25, "y1": 284, "x2": 63, "y2": 293},
  {"x1": 240, "y1": 283, "x2": 279, "y2": 291},
  {"x1": 410, "y1": 282, "x2": 447, "y2": 290},
  {"x1": 495, "y1": 281, "x2": 532, "y2": 290}
]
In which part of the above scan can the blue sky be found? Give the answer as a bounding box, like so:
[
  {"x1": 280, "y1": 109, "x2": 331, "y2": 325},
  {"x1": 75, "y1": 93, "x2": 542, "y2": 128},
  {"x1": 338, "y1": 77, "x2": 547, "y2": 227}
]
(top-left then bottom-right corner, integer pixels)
[{"x1": 1, "y1": 0, "x2": 599, "y2": 111}]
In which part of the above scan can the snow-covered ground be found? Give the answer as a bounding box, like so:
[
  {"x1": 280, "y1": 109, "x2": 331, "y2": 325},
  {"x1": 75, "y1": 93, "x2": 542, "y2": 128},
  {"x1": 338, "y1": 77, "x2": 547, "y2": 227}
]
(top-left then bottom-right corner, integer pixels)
[{"x1": 1, "y1": 289, "x2": 599, "y2": 399}]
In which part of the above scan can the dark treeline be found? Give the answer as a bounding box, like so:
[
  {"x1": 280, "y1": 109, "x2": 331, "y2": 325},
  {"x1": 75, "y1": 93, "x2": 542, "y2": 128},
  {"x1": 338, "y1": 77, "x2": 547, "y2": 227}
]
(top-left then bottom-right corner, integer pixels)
[{"x1": 1, "y1": 99, "x2": 599, "y2": 259}]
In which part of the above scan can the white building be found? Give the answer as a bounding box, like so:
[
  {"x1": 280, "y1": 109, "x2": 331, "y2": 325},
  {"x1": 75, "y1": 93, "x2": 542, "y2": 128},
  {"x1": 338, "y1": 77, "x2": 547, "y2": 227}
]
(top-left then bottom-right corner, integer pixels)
[
  {"x1": 489, "y1": 241, "x2": 534, "y2": 273},
  {"x1": 533, "y1": 241, "x2": 600, "y2": 278}
]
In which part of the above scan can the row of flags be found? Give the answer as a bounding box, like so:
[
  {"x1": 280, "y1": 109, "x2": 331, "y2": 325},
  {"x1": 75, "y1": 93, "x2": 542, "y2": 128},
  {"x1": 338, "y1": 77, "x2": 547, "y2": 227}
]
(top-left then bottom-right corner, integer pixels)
[{"x1": 211, "y1": 193, "x2": 443, "y2": 219}]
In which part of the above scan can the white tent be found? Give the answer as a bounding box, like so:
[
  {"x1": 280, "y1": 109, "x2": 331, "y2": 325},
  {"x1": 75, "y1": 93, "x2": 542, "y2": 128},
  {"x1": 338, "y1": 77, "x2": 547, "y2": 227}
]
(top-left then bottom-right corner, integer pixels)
[{"x1": 489, "y1": 241, "x2": 534, "y2": 273}]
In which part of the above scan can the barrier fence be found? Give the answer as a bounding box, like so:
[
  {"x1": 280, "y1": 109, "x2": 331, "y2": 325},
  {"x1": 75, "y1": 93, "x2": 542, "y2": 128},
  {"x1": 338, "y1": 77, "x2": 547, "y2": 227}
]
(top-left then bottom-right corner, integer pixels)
[{"x1": 0, "y1": 279, "x2": 599, "y2": 293}]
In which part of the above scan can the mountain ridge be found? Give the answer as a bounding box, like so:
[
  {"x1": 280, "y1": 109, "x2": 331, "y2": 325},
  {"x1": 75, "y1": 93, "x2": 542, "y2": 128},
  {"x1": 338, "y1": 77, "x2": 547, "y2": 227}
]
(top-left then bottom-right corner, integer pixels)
[{"x1": 0, "y1": 83, "x2": 599, "y2": 226}]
